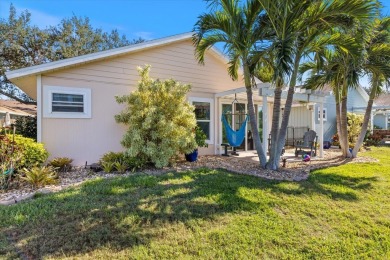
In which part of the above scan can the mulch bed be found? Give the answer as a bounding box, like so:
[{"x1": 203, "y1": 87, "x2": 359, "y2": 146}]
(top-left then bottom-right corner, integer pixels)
[{"x1": 0, "y1": 148, "x2": 378, "y2": 205}]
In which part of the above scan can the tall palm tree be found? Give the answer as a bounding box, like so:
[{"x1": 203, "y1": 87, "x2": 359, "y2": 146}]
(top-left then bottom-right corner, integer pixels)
[
  {"x1": 352, "y1": 17, "x2": 390, "y2": 157},
  {"x1": 193, "y1": 0, "x2": 268, "y2": 167},
  {"x1": 302, "y1": 40, "x2": 362, "y2": 157},
  {"x1": 258, "y1": 0, "x2": 377, "y2": 168}
]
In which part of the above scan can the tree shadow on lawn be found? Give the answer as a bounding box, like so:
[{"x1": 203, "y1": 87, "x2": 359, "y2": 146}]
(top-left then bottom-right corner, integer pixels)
[
  {"x1": 4, "y1": 167, "x2": 377, "y2": 259},
  {"x1": 4, "y1": 169, "x2": 266, "y2": 258},
  {"x1": 270, "y1": 170, "x2": 378, "y2": 201}
]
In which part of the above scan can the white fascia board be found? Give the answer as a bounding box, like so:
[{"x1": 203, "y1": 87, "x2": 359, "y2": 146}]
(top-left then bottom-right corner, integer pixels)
[
  {"x1": 6, "y1": 32, "x2": 193, "y2": 80},
  {"x1": 354, "y1": 105, "x2": 390, "y2": 110},
  {"x1": 262, "y1": 88, "x2": 325, "y2": 103},
  {"x1": 208, "y1": 47, "x2": 245, "y2": 77},
  {"x1": 215, "y1": 87, "x2": 247, "y2": 97}
]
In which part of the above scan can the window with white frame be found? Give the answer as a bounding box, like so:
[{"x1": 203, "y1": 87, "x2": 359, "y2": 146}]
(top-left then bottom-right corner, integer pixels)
[
  {"x1": 43, "y1": 86, "x2": 91, "y2": 118},
  {"x1": 318, "y1": 107, "x2": 327, "y2": 122},
  {"x1": 190, "y1": 97, "x2": 214, "y2": 143}
]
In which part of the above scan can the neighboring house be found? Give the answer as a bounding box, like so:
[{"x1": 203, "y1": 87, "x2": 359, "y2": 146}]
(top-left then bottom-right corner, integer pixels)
[
  {"x1": 6, "y1": 32, "x2": 330, "y2": 165},
  {"x1": 0, "y1": 100, "x2": 36, "y2": 126},
  {"x1": 371, "y1": 94, "x2": 390, "y2": 130},
  {"x1": 311, "y1": 85, "x2": 370, "y2": 142}
]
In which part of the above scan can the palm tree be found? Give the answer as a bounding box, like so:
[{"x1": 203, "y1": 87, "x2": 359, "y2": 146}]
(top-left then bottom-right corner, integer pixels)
[
  {"x1": 352, "y1": 17, "x2": 390, "y2": 157},
  {"x1": 302, "y1": 39, "x2": 362, "y2": 157},
  {"x1": 258, "y1": 0, "x2": 377, "y2": 168},
  {"x1": 193, "y1": 0, "x2": 268, "y2": 167}
]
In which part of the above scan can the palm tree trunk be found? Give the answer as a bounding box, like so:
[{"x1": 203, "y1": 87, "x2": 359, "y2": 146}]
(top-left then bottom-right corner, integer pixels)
[
  {"x1": 334, "y1": 84, "x2": 341, "y2": 147},
  {"x1": 336, "y1": 80, "x2": 349, "y2": 157},
  {"x1": 275, "y1": 54, "x2": 301, "y2": 168},
  {"x1": 340, "y1": 88, "x2": 351, "y2": 157},
  {"x1": 335, "y1": 101, "x2": 342, "y2": 147},
  {"x1": 267, "y1": 78, "x2": 283, "y2": 170},
  {"x1": 352, "y1": 81, "x2": 378, "y2": 157},
  {"x1": 243, "y1": 63, "x2": 267, "y2": 168}
]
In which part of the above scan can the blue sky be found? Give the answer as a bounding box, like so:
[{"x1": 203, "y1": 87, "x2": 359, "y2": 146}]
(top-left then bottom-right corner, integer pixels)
[
  {"x1": 1, "y1": 0, "x2": 390, "y2": 87},
  {"x1": 0, "y1": 0, "x2": 209, "y2": 40}
]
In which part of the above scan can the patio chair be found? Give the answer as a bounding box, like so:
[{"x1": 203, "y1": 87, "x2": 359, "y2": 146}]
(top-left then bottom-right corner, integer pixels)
[{"x1": 295, "y1": 130, "x2": 318, "y2": 157}]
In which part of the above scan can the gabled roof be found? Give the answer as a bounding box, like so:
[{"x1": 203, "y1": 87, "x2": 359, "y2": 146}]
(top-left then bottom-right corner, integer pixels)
[
  {"x1": 6, "y1": 32, "x2": 229, "y2": 80},
  {"x1": 0, "y1": 100, "x2": 36, "y2": 116},
  {"x1": 374, "y1": 94, "x2": 390, "y2": 107}
]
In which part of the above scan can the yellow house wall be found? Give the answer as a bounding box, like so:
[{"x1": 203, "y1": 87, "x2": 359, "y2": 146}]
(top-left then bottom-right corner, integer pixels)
[{"x1": 40, "y1": 40, "x2": 243, "y2": 165}]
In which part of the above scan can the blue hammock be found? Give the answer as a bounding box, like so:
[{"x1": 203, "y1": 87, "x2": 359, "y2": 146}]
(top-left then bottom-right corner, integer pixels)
[{"x1": 221, "y1": 114, "x2": 249, "y2": 147}]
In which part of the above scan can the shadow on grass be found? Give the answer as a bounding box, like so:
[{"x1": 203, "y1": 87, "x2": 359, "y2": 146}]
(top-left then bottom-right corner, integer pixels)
[
  {"x1": 270, "y1": 170, "x2": 377, "y2": 201},
  {"x1": 3, "y1": 169, "x2": 266, "y2": 258},
  {"x1": 3, "y1": 167, "x2": 377, "y2": 258}
]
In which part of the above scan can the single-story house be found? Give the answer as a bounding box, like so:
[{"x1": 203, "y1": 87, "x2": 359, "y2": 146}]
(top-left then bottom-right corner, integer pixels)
[
  {"x1": 6, "y1": 32, "x2": 331, "y2": 165},
  {"x1": 371, "y1": 94, "x2": 390, "y2": 130},
  {"x1": 0, "y1": 100, "x2": 36, "y2": 126}
]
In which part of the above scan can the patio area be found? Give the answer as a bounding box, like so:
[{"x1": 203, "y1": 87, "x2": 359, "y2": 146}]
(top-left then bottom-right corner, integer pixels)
[{"x1": 231, "y1": 147, "x2": 334, "y2": 164}]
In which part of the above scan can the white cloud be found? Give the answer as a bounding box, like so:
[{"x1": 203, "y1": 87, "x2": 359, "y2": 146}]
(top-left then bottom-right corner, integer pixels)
[
  {"x1": 0, "y1": 2, "x2": 61, "y2": 28},
  {"x1": 24, "y1": 8, "x2": 61, "y2": 28}
]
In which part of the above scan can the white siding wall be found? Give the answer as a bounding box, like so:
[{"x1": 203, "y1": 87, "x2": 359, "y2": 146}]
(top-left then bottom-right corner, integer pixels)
[{"x1": 288, "y1": 106, "x2": 312, "y2": 128}]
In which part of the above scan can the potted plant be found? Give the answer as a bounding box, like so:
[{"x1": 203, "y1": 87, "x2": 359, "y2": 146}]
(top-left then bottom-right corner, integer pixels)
[{"x1": 185, "y1": 127, "x2": 208, "y2": 162}]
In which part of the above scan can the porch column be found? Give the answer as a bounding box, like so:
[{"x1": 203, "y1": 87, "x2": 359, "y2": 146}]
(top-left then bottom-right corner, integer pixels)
[
  {"x1": 311, "y1": 105, "x2": 316, "y2": 131},
  {"x1": 370, "y1": 111, "x2": 374, "y2": 134},
  {"x1": 319, "y1": 102, "x2": 324, "y2": 158},
  {"x1": 214, "y1": 95, "x2": 218, "y2": 155},
  {"x1": 385, "y1": 113, "x2": 388, "y2": 130},
  {"x1": 36, "y1": 75, "x2": 42, "y2": 142},
  {"x1": 262, "y1": 94, "x2": 268, "y2": 153}
]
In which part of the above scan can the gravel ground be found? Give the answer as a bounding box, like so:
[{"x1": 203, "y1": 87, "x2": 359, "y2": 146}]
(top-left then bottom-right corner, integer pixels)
[{"x1": 0, "y1": 148, "x2": 378, "y2": 205}]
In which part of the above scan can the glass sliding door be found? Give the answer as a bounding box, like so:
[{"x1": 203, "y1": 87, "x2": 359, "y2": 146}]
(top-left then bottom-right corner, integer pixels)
[
  {"x1": 258, "y1": 106, "x2": 263, "y2": 142},
  {"x1": 222, "y1": 104, "x2": 232, "y2": 144},
  {"x1": 234, "y1": 103, "x2": 246, "y2": 149},
  {"x1": 221, "y1": 101, "x2": 262, "y2": 151}
]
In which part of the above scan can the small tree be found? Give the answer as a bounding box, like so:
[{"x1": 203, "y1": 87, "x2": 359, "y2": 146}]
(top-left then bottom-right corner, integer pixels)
[
  {"x1": 115, "y1": 66, "x2": 197, "y2": 168},
  {"x1": 15, "y1": 116, "x2": 37, "y2": 140},
  {"x1": 347, "y1": 112, "x2": 364, "y2": 148}
]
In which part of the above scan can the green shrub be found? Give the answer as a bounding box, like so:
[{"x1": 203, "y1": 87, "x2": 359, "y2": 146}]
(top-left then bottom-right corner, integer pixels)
[
  {"x1": 347, "y1": 112, "x2": 364, "y2": 148},
  {"x1": 0, "y1": 135, "x2": 23, "y2": 190},
  {"x1": 48, "y1": 157, "x2": 73, "y2": 172},
  {"x1": 124, "y1": 156, "x2": 147, "y2": 172},
  {"x1": 9, "y1": 134, "x2": 49, "y2": 169},
  {"x1": 100, "y1": 152, "x2": 125, "y2": 165},
  {"x1": 100, "y1": 151, "x2": 145, "y2": 172},
  {"x1": 15, "y1": 116, "x2": 37, "y2": 140},
  {"x1": 115, "y1": 65, "x2": 197, "y2": 168},
  {"x1": 195, "y1": 126, "x2": 208, "y2": 148},
  {"x1": 365, "y1": 133, "x2": 382, "y2": 147},
  {"x1": 113, "y1": 161, "x2": 127, "y2": 174},
  {"x1": 101, "y1": 161, "x2": 115, "y2": 173},
  {"x1": 20, "y1": 166, "x2": 58, "y2": 189}
]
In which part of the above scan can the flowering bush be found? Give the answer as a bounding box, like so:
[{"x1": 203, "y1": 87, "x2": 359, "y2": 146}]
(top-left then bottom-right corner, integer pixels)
[
  {"x1": 365, "y1": 133, "x2": 383, "y2": 147},
  {"x1": 0, "y1": 135, "x2": 22, "y2": 189},
  {"x1": 115, "y1": 66, "x2": 197, "y2": 168},
  {"x1": 347, "y1": 112, "x2": 364, "y2": 148}
]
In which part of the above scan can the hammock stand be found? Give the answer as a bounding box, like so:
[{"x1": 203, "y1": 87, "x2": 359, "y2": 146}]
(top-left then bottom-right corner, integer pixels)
[{"x1": 221, "y1": 94, "x2": 248, "y2": 155}]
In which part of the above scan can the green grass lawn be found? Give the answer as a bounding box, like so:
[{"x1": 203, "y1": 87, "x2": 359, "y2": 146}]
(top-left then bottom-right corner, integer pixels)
[{"x1": 1, "y1": 147, "x2": 389, "y2": 259}]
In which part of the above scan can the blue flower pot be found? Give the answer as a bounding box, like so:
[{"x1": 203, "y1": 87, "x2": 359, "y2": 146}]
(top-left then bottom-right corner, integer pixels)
[{"x1": 185, "y1": 149, "x2": 198, "y2": 162}]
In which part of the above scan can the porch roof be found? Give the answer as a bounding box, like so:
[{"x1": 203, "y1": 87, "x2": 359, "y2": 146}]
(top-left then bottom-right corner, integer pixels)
[{"x1": 215, "y1": 83, "x2": 331, "y2": 104}]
